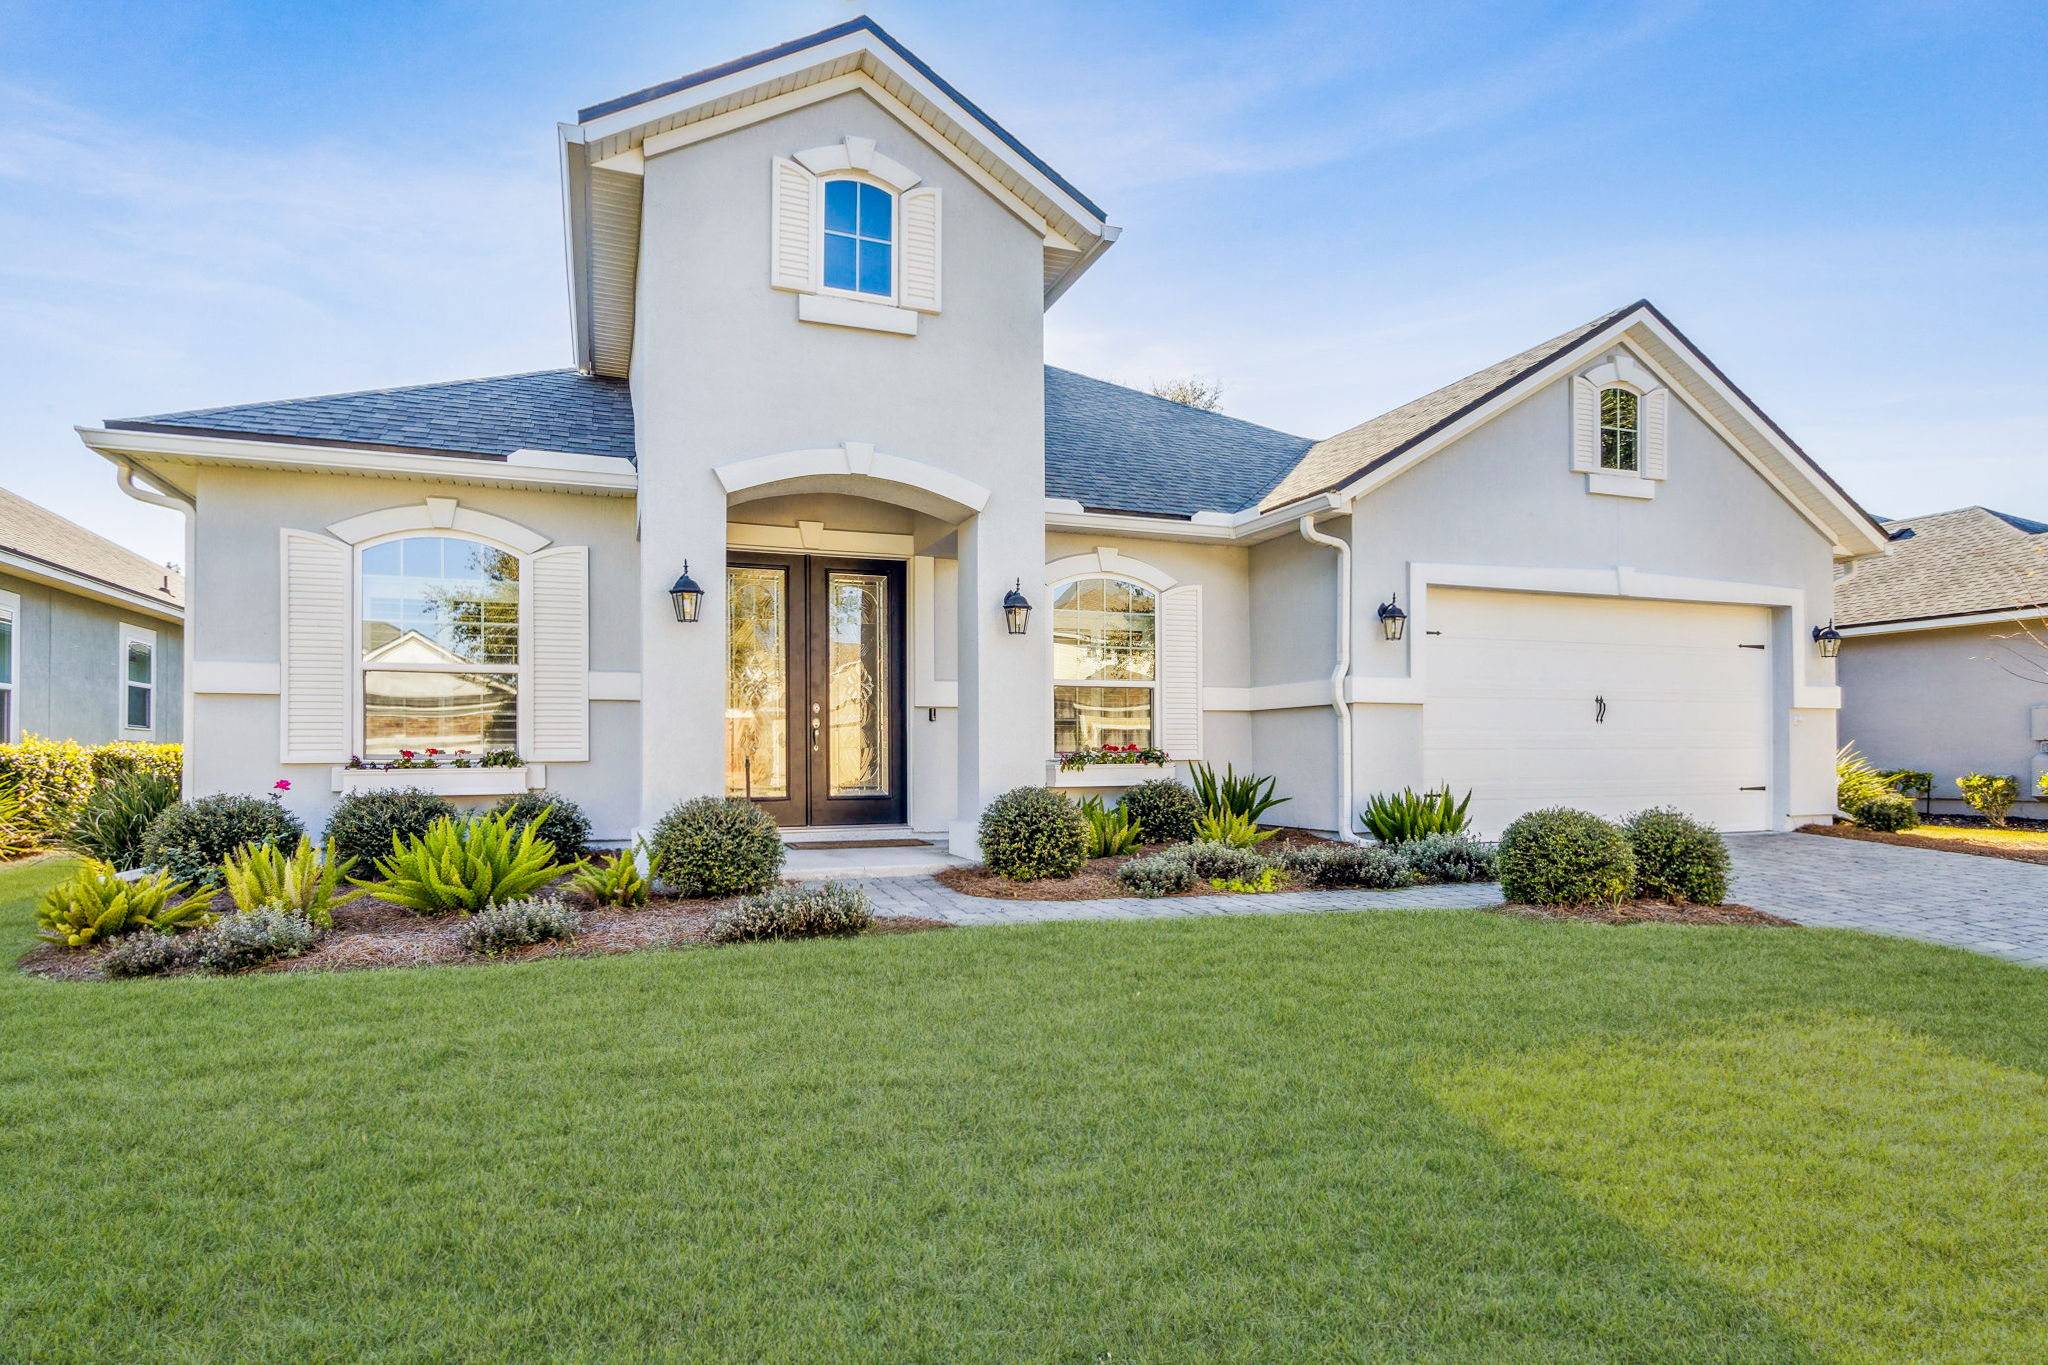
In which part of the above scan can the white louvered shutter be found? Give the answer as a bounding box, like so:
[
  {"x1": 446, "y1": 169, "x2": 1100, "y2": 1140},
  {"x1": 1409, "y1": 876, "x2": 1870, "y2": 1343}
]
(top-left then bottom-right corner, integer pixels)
[
  {"x1": 899, "y1": 186, "x2": 942, "y2": 313},
  {"x1": 1640, "y1": 387, "x2": 1670, "y2": 480},
  {"x1": 279, "y1": 530, "x2": 351, "y2": 763},
  {"x1": 525, "y1": 546, "x2": 590, "y2": 763},
  {"x1": 1571, "y1": 376, "x2": 1600, "y2": 472},
  {"x1": 1157, "y1": 585, "x2": 1203, "y2": 760},
  {"x1": 770, "y1": 157, "x2": 816, "y2": 292}
]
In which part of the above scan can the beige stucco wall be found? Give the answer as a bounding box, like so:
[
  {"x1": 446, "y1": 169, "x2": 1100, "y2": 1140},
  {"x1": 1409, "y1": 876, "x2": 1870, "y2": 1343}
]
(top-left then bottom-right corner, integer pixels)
[
  {"x1": 0, "y1": 570, "x2": 183, "y2": 745},
  {"x1": 183, "y1": 465, "x2": 641, "y2": 838},
  {"x1": 1839, "y1": 622, "x2": 2048, "y2": 818}
]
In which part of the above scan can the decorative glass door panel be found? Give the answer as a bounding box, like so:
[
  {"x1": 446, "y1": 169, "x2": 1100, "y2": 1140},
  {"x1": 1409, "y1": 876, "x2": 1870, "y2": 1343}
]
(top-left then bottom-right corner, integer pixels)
[{"x1": 726, "y1": 554, "x2": 905, "y2": 827}]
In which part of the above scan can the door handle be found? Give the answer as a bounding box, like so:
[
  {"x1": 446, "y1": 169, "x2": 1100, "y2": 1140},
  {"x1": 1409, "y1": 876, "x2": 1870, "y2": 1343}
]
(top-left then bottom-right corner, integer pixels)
[{"x1": 1594, "y1": 695, "x2": 1607, "y2": 724}]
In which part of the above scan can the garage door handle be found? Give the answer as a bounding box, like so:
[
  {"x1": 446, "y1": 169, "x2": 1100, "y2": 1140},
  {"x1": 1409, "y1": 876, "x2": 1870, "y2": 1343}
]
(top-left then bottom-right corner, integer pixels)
[{"x1": 1594, "y1": 695, "x2": 1607, "y2": 723}]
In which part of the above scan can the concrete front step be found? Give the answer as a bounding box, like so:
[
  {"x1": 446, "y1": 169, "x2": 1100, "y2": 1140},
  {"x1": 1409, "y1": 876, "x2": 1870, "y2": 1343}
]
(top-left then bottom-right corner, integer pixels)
[{"x1": 782, "y1": 840, "x2": 971, "y2": 881}]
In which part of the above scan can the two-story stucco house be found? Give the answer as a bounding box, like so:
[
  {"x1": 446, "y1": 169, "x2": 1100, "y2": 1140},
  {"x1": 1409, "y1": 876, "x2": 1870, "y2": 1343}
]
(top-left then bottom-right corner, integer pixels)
[{"x1": 74, "y1": 18, "x2": 1890, "y2": 852}]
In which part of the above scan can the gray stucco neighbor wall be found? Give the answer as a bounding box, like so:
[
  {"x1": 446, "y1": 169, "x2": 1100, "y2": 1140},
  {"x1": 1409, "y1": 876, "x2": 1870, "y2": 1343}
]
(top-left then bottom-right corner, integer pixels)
[{"x1": 0, "y1": 570, "x2": 182, "y2": 745}]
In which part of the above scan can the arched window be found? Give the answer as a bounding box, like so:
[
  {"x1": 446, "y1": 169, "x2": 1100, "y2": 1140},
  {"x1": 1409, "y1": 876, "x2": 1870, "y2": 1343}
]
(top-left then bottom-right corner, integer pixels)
[
  {"x1": 822, "y1": 177, "x2": 894, "y2": 298},
  {"x1": 358, "y1": 535, "x2": 520, "y2": 757},
  {"x1": 1052, "y1": 576, "x2": 1156, "y2": 751},
  {"x1": 1599, "y1": 386, "x2": 1639, "y2": 472}
]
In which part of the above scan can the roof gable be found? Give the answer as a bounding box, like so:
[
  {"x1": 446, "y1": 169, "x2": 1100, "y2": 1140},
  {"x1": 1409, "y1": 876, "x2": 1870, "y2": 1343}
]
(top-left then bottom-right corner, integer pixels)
[
  {"x1": 1837, "y1": 506, "x2": 2048, "y2": 627},
  {"x1": 0, "y1": 486, "x2": 183, "y2": 612}
]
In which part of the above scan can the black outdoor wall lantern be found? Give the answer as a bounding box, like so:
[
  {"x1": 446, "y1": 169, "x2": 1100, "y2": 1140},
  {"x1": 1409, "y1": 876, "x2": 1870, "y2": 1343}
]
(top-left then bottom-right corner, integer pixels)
[
  {"x1": 1376, "y1": 595, "x2": 1408, "y2": 642},
  {"x1": 1003, "y1": 580, "x2": 1033, "y2": 635},
  {"x1": 669, "y1": 562, "x2": 705, "y2": 623},
  {"x1": 1812, "y1": 621, "x2": 1843, "y2": 658}
]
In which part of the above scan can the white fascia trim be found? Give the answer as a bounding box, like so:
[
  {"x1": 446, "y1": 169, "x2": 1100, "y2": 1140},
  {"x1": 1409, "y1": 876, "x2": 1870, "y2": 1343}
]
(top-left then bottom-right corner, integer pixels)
[
  {"x1": 508, "y1": 448, "x2": 637, "y2": 475},
  {"x1": 796, "y1": 293, "x2": 919, "y2": 336},
  {"x1": 715, "y1": 442, "x2": 991, "y2": 515},
  {"x1": 582, "y1": 31, "x2": 1107, "y2": 234},
  {"x1": 1838, "y1": 607, "x2": 2048, "y2": 637},
  {"x1": 78, "y1": 427, "x2": 638, "y2": 496},
  {"x1": 1041, "y1": 492, "x2": 1343, "y2": 545},
  {"x1": 0, "y1": 548, "x2": 183, "y2": 622}
]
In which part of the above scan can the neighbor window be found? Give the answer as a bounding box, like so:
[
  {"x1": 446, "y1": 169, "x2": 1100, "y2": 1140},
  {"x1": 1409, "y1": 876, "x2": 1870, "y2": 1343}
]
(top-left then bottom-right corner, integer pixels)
[
  {"x1": 822, "y1": 178, "x2": 893, "y2": 298},
  {"x1": 0, "y1": 601, "x2": 14, "y2": 741},
  {"x1": 1052, "y1": 576, "x2": 1155, "y2": 752},
  {"x1": 118, "y1": 624, "x2": 155, "y2": 735},
  {"x1": 1600, "y1": 386, "x2": 1640, "y2": 471},
  {"x1": 359, "y1": 535, "x2": 519, "y2": 756}
]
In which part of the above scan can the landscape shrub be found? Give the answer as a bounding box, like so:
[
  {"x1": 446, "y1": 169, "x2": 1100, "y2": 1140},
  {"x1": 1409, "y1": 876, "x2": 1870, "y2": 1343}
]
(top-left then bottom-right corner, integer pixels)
[
  {"x1": 1958, "y1": 773, "x2": 2020, "y2": 827},
  {"x1": 570, "y1": 846, "x2": 650, "y2": 907},
  {"x1": 1849, "y1": 793, "x2": 1919, "y2": 834},
  {"x1": 1114, "y1": 853, "x2": 1198, "y2": 898},
  {"x1": 141, "y1": 793, "x2": 304, "y2": 887},
  {"x1": 708, "y1": 882, "x2": 874, "y2": 943},
  {"x1": 1399, "y1": 832, "x2": 1498, "y2": 884},
  {"x1": 1496, "y1": 808, "x2": 1636, "y2": 907},
  {"x1": 323, "y1": 787, "x2": 456, "y2": 867},
  {"x1": 1359, "y1": 786, "x2": 1472, "y2": 844},
  {"x1": 1192, "y1": 808, "x2": 1274, "y2": 849},
  {"x1": 1836, "y1": 745, "x2": 1894, "y2": 813},
  {"x1": 0, "y1": 782, "x2": 32, "y2": 862},
  {"x1": 978, "y1": 786, "x2": 1087, "y2": 881},
  {"x1": 1276, "y1": 843, "x2": 1415, "y2": 890},
  {"x1": 1116, "y1": 779, "x2": 1201, "y2": 844},
  {"x1": 1171, "y1": 840, "x2": 1275, "y2": 883},
  {"x1": 1879, "y1": 769, "x2": 1934, "y2": 800},
  {"x1": 1621, "y1": 808, "x2": 1730, "y2": 905},
  {"x1": 191, "y1": 909, "x2": 318, "y2": 973},
  {"x1": 1209, "y1": 866, "x2": 1282, "y2": 894},
  {"x1": 223, "y1": 836, "x2": 359, "y2": 928},
  {"x1": 647, "y1": 797, "x2": 784, "y2": 898},
  {"x1": 1075, "y1": 795, "x2": 1144, "y2": 858},
  {"x1": 36, "y1": 859, "x2": 215, "y2": 948},
  {"x1": 1187, "y1": 762, "x2": 1291, "y2": 823},
  {"x1": 490, "y1": 790, "x2": 592, "y2": 858},
  {"x1": 99, "y1": 930, "x2": 196, "y2": 979},
  {"x1": 363, "y1": 810, "x2": 569, "y2": 915},
  {"x1": 460, "y1": 897, "x2": 582, "y2": 954},
  {"x1": 0, "y1": 734, "x2": 97, "y2": 842},
  {"x1": 64, "y1": 771, "x2": 180, "y2": 868},
  {"x1": 88, "y1": 741, "x2": 182, "y2": 786}
]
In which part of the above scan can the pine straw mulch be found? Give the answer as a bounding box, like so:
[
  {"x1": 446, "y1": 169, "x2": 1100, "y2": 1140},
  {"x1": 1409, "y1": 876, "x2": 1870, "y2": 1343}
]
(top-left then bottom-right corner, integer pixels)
[
  {"x1": 1496, "y1": 899, "x2": 1796, "y2": 927},
  {"x1": 1799, "y1": 821, "x2": 2048, "y2": 867},
  {"x1": 18, "y1": 877, "x2": 951, "y2": 983},
  {"x1": 936, "y1": 827, "x2": 1348, "y2": 901}
]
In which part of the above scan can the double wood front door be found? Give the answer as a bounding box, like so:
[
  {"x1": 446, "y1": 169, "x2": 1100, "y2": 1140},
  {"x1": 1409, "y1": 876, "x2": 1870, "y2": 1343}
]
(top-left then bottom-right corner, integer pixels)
[{"x1": 724, "y1": 554, "x2": 907, "y2": 827}]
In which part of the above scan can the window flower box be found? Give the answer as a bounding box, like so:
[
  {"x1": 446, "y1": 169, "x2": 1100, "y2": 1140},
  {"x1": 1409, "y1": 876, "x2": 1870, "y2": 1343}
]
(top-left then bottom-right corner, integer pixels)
[
  {"x1": 330, "y1": 764, "x2": 546, "y2": 797},
  {"x1": 1046, "y1": 761, "x2": 1177, "y2": 790}
]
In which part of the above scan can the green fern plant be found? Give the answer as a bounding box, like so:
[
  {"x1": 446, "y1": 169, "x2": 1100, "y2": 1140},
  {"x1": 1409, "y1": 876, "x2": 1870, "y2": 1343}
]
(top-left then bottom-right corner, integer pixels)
[
  {"x1": 570, "y1": 844, "x2": 651, "y2": 908},
  {"x1": 36, "y1": 858, "x2": 216, "y2": 948},
  {"x1": 1075, "y1": 796, "x2": 1144, "y2": 858},
  {"x1": 1359, "y1": 786, "x2": 1472, "y2": 844},
  {"x1": 1186, "y1": 762, "x2": 1291, "y2": 823},
  {"x1": 222, "y1": 835, "x2": 360, "y2": 929},
  {"x1": 359, "y1": 810, "x2": 575, "y2": 916},
  {"x1": 1193, "y1": 808, "x2": 1274, "y2": 849}
]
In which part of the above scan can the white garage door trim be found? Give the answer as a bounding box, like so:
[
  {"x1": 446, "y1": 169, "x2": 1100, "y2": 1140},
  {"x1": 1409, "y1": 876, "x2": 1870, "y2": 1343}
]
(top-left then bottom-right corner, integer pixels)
[{"x1": 1421, "y1": 587, "x2": 1776, "y2": 836}]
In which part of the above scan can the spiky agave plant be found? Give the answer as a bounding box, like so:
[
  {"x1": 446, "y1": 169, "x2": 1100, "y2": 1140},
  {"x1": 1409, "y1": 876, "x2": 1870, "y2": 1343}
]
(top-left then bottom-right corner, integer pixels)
[
  {"x1": 1358, "y1": 786, "x2": 1472, "y2": 845},
  {"x1": 1074, "y1": 795, "x2": 1144, "y2": 858}
]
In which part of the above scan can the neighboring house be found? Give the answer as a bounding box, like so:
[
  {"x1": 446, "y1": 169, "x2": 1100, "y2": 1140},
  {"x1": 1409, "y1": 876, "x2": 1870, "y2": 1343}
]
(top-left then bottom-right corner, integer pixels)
[
  {"x1": 0, "y1": 486, "x2": 184, "y2": 746},
  {"x1": 73, "y1": 17, "x2": 1889, "y2": 847},
  {"x1": 1836, "y1": 506, "x2": 2048, "y2": 817}
]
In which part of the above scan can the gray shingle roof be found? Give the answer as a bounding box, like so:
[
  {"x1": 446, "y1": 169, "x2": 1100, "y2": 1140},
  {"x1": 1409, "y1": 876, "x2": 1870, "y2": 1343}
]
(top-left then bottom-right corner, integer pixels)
[
  {"x1": 1836, "y1": 506, "x2": 2048, "y2": 627},
  {"x1": 110, "y1": 370, "x2": 636, "y2": 462},
  {"x1": 0, "y1": 486, "x2": 184, "y2": 609},
  {"x1": 1044, "y1": 367, "x2": 1316, "y2": 517},
  {"x1": 111, "y1": 367, "x2": 1319, "y2": 518}
]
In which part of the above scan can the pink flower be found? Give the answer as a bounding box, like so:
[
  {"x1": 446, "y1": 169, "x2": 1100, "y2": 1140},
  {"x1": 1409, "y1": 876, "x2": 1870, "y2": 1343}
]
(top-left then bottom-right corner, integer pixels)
[{"x1": 273, "y1": 780, "x2": 291, "y2": 792}]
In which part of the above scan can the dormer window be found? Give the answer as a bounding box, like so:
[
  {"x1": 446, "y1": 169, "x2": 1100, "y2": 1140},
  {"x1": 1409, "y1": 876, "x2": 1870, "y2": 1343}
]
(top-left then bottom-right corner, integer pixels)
[
  {"x1": 1599, "y1": 387, "x2": 1639, "y2": 472},
  {"x1": 822, "y1": 179, "x2": 894, "y2": 298}
]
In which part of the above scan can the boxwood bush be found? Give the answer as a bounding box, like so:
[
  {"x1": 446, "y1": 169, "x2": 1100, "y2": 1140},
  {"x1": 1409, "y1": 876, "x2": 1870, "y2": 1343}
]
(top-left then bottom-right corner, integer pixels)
[
  {"x1": 141, "y1": 794, "x2": 304, "y2": 887},
  {"x1": 1849, "y1": 792, "x2": 1919, "y2": 833},
  {"x1": 323, "y1": 787, "x2": 456, "y2": 866},
  {"x1": 490, "y1": 790, "x2": 592, "y2": 858},
  {"x1": 1497, "y1": 808, "x2": 1635, "y2": 907},
  {"x1": 1116, "y1": 779, "x2": 1201, "y2": 845},
  {"x1": 648, "y1": 796, "x2": 785, "y2": 898},
  {"x1": 978, "y1": 786, "x2": 1087, "y2": 881},
  {"x1": 709, "y1": 882, "x2": 874, "y2": 943},
  {"x1": 1622, "y1": 807, "x2": 1729, "y2": 905}
]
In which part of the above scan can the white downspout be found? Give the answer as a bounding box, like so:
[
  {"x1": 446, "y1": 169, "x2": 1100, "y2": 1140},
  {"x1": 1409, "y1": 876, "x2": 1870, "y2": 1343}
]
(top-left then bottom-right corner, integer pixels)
[
  {"x1": 1297, "y1": 511, "x2": 1359, "y2": 843},
  {"x1": 107, "y1": 456, "x2": 197, "y2": 793}
]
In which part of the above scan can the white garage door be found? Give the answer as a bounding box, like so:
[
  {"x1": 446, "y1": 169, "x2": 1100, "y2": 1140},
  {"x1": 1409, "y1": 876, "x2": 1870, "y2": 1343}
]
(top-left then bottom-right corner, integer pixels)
[{"x1": 1421, "y1": 588, "x2": 1773, "y2": 835}]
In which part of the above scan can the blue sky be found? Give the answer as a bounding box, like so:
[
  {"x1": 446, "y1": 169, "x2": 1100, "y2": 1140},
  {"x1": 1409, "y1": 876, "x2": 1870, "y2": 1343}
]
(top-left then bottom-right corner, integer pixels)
[{"x1": 3, "y1": 0, "x2": 2043, "y2": 564}]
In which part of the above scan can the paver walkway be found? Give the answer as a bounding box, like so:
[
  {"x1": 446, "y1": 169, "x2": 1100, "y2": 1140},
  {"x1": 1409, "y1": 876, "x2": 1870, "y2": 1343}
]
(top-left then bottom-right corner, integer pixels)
[{"x1": 858, "y1": 832, "x2": 2048, "y2": 969}]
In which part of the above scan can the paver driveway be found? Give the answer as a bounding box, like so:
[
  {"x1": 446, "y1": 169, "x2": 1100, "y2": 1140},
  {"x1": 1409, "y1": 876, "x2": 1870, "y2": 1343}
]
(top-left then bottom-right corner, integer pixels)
[{"x1": 862, "y1": 831, "x2": 2048, "y2": 969}]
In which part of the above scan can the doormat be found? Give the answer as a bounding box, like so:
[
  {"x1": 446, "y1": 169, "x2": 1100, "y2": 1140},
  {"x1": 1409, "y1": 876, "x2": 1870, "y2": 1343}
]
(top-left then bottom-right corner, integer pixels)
[{"x1": 786, "y1": 838, "x2": 936, "y2": 850}]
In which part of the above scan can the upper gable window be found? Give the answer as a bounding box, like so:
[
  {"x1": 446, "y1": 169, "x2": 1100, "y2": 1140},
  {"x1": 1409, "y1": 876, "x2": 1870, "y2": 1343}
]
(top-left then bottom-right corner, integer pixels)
[
  {"x1": 1599, "y1": 387, "x2": 1639, "y2": 472},
  {"x1": 822, "y1": 179, "x2": 894, "y2": 298}
]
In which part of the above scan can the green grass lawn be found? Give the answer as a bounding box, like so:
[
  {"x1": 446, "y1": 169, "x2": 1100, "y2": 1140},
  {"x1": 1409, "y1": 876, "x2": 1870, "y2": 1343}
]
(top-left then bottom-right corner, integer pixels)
[{"x1": 4, "y1": 855, "x2": 2046, "y2": 1362}]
